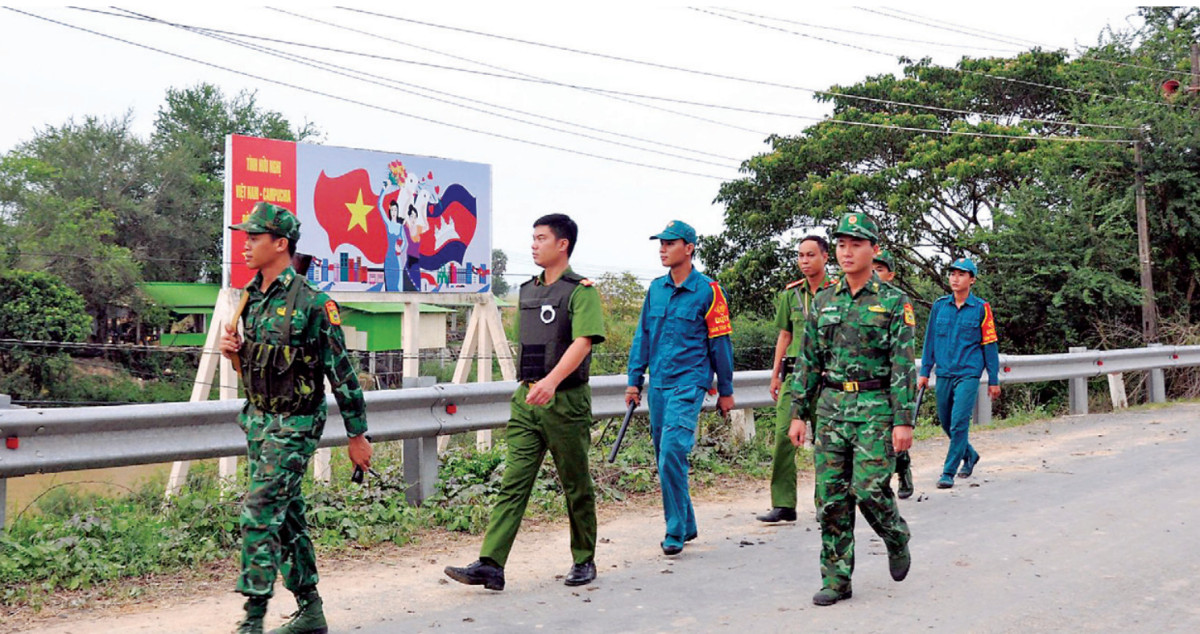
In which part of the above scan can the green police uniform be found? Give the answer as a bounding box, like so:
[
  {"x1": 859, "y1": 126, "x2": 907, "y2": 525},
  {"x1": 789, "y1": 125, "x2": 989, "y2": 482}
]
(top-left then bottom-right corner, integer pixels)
[
  {"x1": 231, "y1": 204, "x2": 367, "y2": 602},
  {"x1": 873, "y1": 249, "x2": 914, "y2": 498},
  {"x1": 768, "y1": 276, "x2": 831, "y2": 510},
  {"x1": 793, "y1": 214, "x2": 914, "y2": 599},
  {"x1": 478, "y1": 268, "x2": 605, "y2": 567}
]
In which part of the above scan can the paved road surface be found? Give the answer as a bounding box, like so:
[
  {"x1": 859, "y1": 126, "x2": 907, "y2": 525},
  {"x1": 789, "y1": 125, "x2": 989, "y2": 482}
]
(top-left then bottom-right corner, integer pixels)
[{"x1": 361, "y1": 403, "x2": 1200, "y2": 633}]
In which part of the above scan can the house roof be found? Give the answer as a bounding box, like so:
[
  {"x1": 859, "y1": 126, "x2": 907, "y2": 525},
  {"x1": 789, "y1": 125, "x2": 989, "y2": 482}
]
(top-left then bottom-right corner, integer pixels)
[{"x1": 139, "y1": 282, "x2": 220, "y2": 315}]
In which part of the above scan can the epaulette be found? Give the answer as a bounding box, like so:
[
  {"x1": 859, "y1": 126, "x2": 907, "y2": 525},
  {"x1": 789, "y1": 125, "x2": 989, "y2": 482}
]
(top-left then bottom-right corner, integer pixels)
[{"x1": 579, "y1": 278, "x2": 593, "y2": 287}]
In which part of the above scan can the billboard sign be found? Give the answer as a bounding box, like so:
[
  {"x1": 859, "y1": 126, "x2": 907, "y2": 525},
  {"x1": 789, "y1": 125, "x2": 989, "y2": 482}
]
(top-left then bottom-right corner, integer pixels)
[{"x1": 224, "y1": 135, "x2": 493, "y2": 293}]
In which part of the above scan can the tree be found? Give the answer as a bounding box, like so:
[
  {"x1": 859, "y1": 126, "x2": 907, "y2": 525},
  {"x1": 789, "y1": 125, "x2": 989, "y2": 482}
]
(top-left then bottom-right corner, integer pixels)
[
  {"x1": 0, "y1": 269, "x2": 91, "y2": 398},
  {"x1": 149, "y1": 83, "x2": 321, "y2": 282},
  {"x1": 591, "y1": 271, "x2": 646, "y2": 375},
  {"x1": 491, "y1": 248, "x2": 510, "y2": 296}
]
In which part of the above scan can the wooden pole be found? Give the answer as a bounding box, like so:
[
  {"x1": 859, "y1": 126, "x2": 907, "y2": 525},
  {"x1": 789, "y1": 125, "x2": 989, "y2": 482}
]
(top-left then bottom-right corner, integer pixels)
[{"x1": 1134, "y1": 141, "x2": 1158, "y2": 342}]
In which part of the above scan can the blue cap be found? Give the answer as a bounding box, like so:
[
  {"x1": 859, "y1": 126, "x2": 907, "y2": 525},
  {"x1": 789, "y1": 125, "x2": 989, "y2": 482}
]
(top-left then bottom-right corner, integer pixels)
[
  {"x1": 650, "y1": 219, "x2": 697, "y2": 244},
  {"x1": 949, "y1": 257, "x2": 978, "y2": 277}
]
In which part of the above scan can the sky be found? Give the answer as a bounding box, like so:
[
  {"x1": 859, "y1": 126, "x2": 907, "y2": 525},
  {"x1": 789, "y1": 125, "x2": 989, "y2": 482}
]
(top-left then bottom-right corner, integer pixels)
[{"x1": 0, "y1": 3, "x2": 1147, "y2": 287}]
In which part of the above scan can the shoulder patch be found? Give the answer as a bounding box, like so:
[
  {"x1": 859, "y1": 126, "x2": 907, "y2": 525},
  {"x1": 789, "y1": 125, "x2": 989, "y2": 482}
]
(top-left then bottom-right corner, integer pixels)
[
  {"x1": 324, "y1": 299, "x2": 342, "y2": 326},
  {"x1": 904, "y1": 303, "x2": 916, "y2": 327},
  {"x1": 705, "y1": 281, "x2": 733, "y2": 338},
  {"x1": 980, "y1": 302, "x2": 998, "y2": 345},
  {"x1": 784, "y1": 279, "x2": 804, "y2": 290}
]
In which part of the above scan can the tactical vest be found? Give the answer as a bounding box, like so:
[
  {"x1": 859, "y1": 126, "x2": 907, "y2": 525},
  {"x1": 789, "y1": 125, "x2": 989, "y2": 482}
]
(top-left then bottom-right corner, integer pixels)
[
  {"x1": 517, "y1": 271, "x2": 589, "y2": 390},
  {"x1": 238, "y1": 276, "x2": 322, "y2": 415}
]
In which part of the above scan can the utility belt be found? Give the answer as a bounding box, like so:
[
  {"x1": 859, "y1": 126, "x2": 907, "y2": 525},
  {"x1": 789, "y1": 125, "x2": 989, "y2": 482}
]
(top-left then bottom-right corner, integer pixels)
[
  {"x1": 822, "y1": 376, "x2": 890, "y2": 392},
  {"x1": 521, "y1": 375, "x2": 587, "y2": 391}
]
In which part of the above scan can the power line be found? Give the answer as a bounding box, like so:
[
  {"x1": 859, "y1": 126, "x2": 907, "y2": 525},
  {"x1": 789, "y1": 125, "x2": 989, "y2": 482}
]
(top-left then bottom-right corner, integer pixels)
[
  {"x1": 859, "y1": 6, "x2": 1033, "y2": 48},
  {"x1": 872, "y1": 6, "x2": 1197, "y2": 80},
  {"x1": 67, "y1": 7, "x2": 1134, "y2": 144},
  {"x1": 267, "y1": 7, "x2": 768, "y2": 145},
  {"x1": 102, "y1": 7, "x2": 737, "y2": 171},
  {"x1": 699, "y1": 7, "x2": 1178, "y2": 112},
  {"x1": 5, "y1": 7, "x2": 730, "y2": 181},
  {"x1": 344, "y1": 5, "x2": 1139, "y2": 132}
]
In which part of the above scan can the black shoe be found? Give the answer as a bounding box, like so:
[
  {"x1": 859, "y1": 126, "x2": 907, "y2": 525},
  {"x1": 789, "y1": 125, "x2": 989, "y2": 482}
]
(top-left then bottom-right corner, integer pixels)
[
  {"x1": 564, "y1": 561, "x2": 596, "y2": 586},
  {"x1": 685, "y1": 531, "x2": 698, "y2": 543},
  {"x1": 444, "y1": 559, "x2": 505, "y2": 591},
  {"x1": 958, "y1": 453, "x2": 980, "y2": 478},
  {"x1": 812, "y1": 587, "x2": 852, "y2": 606},
  {"x1": 661, "y1": 535, "x2": 685, "y2": 555},
  {"x1": 756, "y1": 507, "x2": 798, "y2": 523},
  {"x1": 888, "y1": 543, "x2": 911, "y2": 582},
  {"x1": 897, "y1": 470, "x2": 914, "y2": 500}
]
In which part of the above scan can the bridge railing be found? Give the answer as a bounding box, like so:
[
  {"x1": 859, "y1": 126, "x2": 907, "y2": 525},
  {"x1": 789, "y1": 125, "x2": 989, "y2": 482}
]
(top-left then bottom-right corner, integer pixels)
[{"x1": 2, "y1": 344, "x2": 1198, "y2": 528}]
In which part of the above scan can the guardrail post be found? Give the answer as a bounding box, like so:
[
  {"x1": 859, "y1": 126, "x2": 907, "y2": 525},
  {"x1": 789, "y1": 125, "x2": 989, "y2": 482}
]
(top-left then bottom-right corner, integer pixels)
[
  {"x1": 974, "y1": 381, "x2": 992, "y2": 426},
  {"x1": 1, "y1": 478, "x2": 7, "y2": 530},
  {"x1": 1068, "y1": 346, "x2": 1089, "y2": 415},
  {"x1": 403, "y1": 435, "x2": 439, "y2": 505},
  {"x1": 730, "y1": 409, "x2": 755, "y2": 443},
  {"x1": 1147, "y1": 343, "x2": 1168, "y2": 403}
]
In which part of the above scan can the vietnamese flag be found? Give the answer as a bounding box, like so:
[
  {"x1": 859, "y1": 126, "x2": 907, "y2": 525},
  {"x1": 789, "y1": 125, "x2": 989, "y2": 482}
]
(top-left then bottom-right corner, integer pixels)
[{"x1": 313, "y1": 169, "x2": 387, "y2": 263}]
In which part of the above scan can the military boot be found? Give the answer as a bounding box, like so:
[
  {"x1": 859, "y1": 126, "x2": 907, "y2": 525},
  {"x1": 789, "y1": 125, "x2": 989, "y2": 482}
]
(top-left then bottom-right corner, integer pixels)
[
  {"x1": 236, "y1": 597, "x2": 268, "y2": 634},
  {"x1": 268, "y1": 589, "x2": 327, "y2": 634},
  {"x1": 897, "y1": 467, "x2": 914, "y2": 500}
]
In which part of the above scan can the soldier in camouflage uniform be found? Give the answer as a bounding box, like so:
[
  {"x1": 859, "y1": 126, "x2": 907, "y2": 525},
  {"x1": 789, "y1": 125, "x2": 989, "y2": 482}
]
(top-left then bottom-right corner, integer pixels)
[
  {"x1": 872, "y1": 249, "x2": 914, "y2": 500},
  {"x1": 789, "y1": 213, "x2": 914, "y2": 606},
  {"x1": 757, "y1": 235, "x2": 832, "y2": 524},
  {"x1": 220, "y1": 202, "x2": 373, "y2": 634}
]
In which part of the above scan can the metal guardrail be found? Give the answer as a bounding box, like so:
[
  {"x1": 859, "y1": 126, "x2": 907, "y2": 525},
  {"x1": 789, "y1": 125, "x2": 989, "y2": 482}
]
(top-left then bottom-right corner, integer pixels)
[{"x1": 2, "y1": 344, "x2": 1198, "y2": 528}]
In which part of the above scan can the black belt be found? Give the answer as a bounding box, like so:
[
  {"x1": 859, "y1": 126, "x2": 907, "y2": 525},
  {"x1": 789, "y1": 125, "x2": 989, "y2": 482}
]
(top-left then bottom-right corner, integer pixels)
[{"x1": 823, "y1": 377, "x2": 890, "y2": 392}]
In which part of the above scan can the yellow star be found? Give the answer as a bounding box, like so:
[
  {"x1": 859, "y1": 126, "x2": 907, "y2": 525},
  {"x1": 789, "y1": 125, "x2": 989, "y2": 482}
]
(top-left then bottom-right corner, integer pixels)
[{"x1": 345, "y1": 189, "x2": 373, "y2": 232}]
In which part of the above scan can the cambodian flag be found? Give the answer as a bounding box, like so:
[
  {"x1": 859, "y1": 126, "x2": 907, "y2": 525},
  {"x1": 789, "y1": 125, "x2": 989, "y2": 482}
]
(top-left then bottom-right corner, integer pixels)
[{"x1": 419, "y1": 184, "x2": 477, "y2": 270}]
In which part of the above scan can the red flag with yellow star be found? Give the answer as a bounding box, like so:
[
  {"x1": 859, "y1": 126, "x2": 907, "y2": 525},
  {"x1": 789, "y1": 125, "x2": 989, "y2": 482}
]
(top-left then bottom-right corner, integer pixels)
[{"x1": 313, "y1": 169, "x2": 387, "y2": 263}]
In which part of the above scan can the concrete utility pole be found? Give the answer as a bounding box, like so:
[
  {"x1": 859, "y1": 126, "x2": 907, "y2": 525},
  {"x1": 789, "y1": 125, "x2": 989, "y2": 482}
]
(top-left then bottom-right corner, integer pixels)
[
  {"x1": 1133, "y1": 141, "x2": 1158, "y2": 343},
  {"x1": 1191, "y1": 43, "x2": 1199, "y2": 91}
]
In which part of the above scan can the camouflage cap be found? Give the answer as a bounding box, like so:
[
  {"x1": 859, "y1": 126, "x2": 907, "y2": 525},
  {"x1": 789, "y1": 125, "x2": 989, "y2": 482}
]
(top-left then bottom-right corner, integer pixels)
[
  {"x1": 949, "y1": 257, "x2": 978, "y2": 277},
  {"x1": 831, "y1": 212, "x2": 878, "y2": 242},
  {"x1": 649, "y1": 219, "x2": 697, "y2": 244},
  {"x1": 873, "y1": 248, "x2": 896, "y2": 271},
  {"x1": 230, "y1": 202, "x2": 301, "y2": 242}
]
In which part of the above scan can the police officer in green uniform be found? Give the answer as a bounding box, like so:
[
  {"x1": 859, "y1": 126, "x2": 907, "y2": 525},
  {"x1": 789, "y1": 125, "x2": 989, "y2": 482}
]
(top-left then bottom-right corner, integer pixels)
[
  {"x1": 220, "y1": 202, "x2": 373, "y2": 634},
  {"x1": 445, "y1": 213, "x2": 605, "y2": 590},
  {"x1": 789, "y1": 213, "x2": 914, "y2": 606},
  {"x1": 758, "y1": 235, "x2": 832, "y2": 523},
  {"x1": 872, "y1": 249, "x2": 914, "y2": 500}
]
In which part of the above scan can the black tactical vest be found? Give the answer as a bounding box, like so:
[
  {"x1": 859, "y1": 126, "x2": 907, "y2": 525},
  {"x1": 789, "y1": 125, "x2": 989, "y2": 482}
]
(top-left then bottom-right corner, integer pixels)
[
  {"x1": 238, "y1": 276, "x2": 322, "y2": 415},
  {"x1": 518, "y1": 271, "x2": 590, "y2": 390}
]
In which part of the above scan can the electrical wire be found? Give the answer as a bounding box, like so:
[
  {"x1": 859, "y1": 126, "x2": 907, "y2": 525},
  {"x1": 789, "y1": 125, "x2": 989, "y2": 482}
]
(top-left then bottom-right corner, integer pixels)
[
  {"x1": 5, "y1": 7, "x2": 730, "y2": 181},
  {"x1": 873, "y1": 6, "x2": 1198, "y2": 80},
  {"x1": 698, "y1": 7, "x2": 1177, "y2": 112},
  {"x1": 102, "y1": 7, "x2": 739, "y2": 168}
]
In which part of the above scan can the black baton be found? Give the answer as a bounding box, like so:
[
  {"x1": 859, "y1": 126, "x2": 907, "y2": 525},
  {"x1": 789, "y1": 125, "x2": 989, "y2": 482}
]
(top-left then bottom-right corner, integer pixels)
[
  {"x1": 913, "y1": 385, "x2": 926, "y2": 425},
  {"x1": 607, "y1": 399, "x2": 638, "y2": 463}
]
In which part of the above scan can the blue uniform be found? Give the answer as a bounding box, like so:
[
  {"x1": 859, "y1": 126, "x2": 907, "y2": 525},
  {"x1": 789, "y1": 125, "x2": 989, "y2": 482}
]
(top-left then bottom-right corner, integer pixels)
[
  {"x1": 919, "y1": 292, "x2": 1000, "y2": 478},
  {"x1": 628, "y1": 268, "x2": 734, "y2": 547}
]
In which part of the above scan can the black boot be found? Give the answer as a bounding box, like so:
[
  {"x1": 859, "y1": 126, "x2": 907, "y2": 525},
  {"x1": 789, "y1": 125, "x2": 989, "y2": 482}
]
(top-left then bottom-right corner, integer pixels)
[
  {"x1": 268, "y1": 589, "x2": 327, "y2": 634},
  {"x1": 756, "y1": 507, "x2": 798, "y2": 523},
  {"x1": 445, "y1": 559, "x2": 506, "y2": 591},
  {"x1": 564, "y1": 561, "x2": 596, "y2": 586}
]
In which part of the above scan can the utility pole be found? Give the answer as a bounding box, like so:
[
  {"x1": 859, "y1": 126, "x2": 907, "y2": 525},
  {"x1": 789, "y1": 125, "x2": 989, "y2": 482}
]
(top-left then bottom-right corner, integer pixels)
[
  {"x1": 1133, "y1": 141, "x2": 1158, "y2": 343},
  {"x1": 1191, "y1": 43, "x2": 1199, "y2": 91}
]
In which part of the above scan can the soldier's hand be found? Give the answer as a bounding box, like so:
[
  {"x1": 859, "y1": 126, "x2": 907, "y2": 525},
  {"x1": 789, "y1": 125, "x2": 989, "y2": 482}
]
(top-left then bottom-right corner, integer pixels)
[
  {"x1": 893, "y1": 425, "x2": 913, "y2": 452},
  {"x1": 624, "y1": 386, "x2": 641, "y2": 408},
  {"x1": 917, "y1": 376, "x2": 929, "y2": 391},
  {"x1": 988, "y1": 385, "x2": 1001, "y2": 400},
  {"x1": 717, "y1": 394, "x2": 734, "y2": 417},
  {"x1": 219, "y1": 323, "x2": 242, "y2": 361},
  {"x1": 788, "y1": 418, "x2": 807, "y2": 447},
  {"x1": 770, "y1": 376, "x2": 782, "y2": 402},
  {"x1": 348, "y1": 434, "x2": 373, "y2": 470},
  {"x1": 525, "y1": 378, "x2": 558, "y2": 406}
]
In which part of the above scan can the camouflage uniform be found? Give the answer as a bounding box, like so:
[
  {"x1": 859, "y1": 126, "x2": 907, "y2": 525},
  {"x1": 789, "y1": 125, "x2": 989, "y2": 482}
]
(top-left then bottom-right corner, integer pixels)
[
  {"x1": 768, "y1": 276, "x2": 831, "y2": 510},
  {"x1": 231, "y1": 204, "x2": 367, "y2": 600},
  {"x1": 793, "y1": 214, "x2": 915, "y2": 595},
  {"x1": 873, "y1": 249, "x2": 914, "y2": 496}
]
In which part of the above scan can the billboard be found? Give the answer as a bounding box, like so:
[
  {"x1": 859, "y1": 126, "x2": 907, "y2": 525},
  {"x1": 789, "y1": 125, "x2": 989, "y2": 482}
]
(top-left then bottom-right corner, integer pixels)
[{"x1": 223, "y1": 135, "x2": 493, "y2": 293}]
